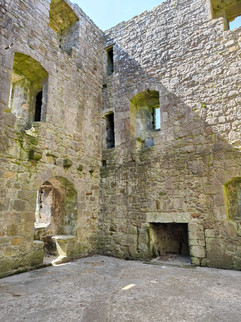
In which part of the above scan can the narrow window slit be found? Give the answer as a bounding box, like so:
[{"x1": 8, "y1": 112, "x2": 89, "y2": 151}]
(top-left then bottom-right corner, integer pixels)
[
  {"x1": 107, "y1": 47, "x2": 114, "y2": 76},
  {"x1": 106, "y1": 113, "x2": 115, "y2": 149},
  {"x1": 152, "y1": 107, "x2": 161, "y2": 130},
  {"x1": 34, "y1": 91, "x2": 43, "y2": 122}
]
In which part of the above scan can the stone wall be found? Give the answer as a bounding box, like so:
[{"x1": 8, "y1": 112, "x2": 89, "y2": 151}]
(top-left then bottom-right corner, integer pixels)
[
  {"x1": 99, "y1": 0, "x2": 241, "y2": 269},
  {"x1": 0, "y1": 0, "x2": 240, "y2": 275},
  {"x1": 0, "y1": 0, "x2": 103, "y2": 275}
]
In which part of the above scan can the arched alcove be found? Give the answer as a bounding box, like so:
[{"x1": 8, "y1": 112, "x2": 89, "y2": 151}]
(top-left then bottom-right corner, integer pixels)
[{"x1": 34, "y1": 177, "x2": 77, "y2": 255}]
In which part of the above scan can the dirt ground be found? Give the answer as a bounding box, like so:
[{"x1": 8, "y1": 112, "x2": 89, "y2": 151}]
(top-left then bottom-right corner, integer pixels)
[{"x1": 0, "y1": 255, "x2": 241, "y2": 322}]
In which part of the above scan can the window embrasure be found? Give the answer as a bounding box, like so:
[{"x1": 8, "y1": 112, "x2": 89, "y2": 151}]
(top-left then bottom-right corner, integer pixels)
[
  {"x1": 130, "y1": 89, "x2": 160, "y2": 142},
  {"x1": 210, "y1": 0, "x2": 241, "y2": 30},
  {"x1": 8, "y1": 53, "x2": 48, "y2": 128},
  {"x1": 224, "y1": 178, "x2": 241, "y2": 220}
]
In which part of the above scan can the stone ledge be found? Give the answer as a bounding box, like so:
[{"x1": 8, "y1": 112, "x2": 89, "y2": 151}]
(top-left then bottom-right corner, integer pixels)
[
  {"x1": 33, "y1": 240, "x2": 44, "y2": 247},
  {"x1": 52, "y1": 235, "x2": 76, "y2": 241}
]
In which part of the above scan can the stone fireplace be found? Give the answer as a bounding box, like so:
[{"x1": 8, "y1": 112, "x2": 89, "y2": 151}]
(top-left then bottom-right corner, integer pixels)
[{"x1": 149, "y1": 223, "x2": 189, "y2": 258}]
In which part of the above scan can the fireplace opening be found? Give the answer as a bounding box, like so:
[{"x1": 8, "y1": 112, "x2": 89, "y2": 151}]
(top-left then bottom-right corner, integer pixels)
[{"x1": 149, "y1": 223, "x2": 189, "y2": 260}]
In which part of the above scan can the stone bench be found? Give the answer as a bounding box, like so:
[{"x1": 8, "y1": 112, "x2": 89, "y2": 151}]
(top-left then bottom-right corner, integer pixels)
[{"x1": 51, "y1": 235, "x2": 77, "y2": 259}]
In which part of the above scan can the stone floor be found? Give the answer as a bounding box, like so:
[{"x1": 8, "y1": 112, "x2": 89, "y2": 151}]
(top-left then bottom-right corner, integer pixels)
[{"x1": 0, "y1": 255, "x2": 241, "y2": 322}]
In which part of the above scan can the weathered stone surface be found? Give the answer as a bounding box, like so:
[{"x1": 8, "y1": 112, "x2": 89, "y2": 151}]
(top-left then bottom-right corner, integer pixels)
[
  {"x1": 99, "y1": 0, "x2": 241, "y2": 270},
  {"x1": 190, "y1": 246, "x2": 206, "y2": 259},
  {"x1": 0, "y1": 0, "x2": 241, "y2": 275},
  {"x1": 0, "y1": 0, "x2": 102, "y2": 275}
]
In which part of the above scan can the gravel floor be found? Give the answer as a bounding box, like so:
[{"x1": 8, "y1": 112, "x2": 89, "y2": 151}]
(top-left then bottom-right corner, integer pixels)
[{"x1": 0, "y1": 255, "x2": 241, "y2": 322}]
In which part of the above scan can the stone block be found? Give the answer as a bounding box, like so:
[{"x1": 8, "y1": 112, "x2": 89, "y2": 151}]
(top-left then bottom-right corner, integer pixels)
[
  {"x1": 0, "y1": 201, "x2": 10, "y2": 211},
  {"x1": 52, "y1": 235, "x2": 76, "y2": 257},
  {"x1": 18, "y1": 190, "x2": 36, "y2": 201},
  {"x1": 190, "y1": 246, "x2": 205, "y2": 258},
  {"x1": 188, "y1": 222, "x2": 204, "y2": 233},
  {"x1": 190, "y1": 257, "x2": 200, "y2": 266},
  {"x1": 13, "y1": 199, "x2": 26, "y2": 211},
  {"x1": 205, "y1": 229, "x2": 219, "y2": 238},
  {"x1": 188, "y1": 239, "x2": 205, "y2": 247},
  {"x1": 6, "y1": 225, "x2": 18, "y2": 236},
  {"x1": 4, "y1": 247, "x2": 19, "y2": 257},
  {"x1": 201, "y1": 258, "x2": 207, "y2": 267},
  {"x1": 30, "y1": 241, "x2": 44, "y2": 265},
  {"x1": 188, "y1": 231, "x2": 205, "y2": 240},
  {"x1": 221, "y1": 222, "x2": 238, "y2": 239},
  {"x1": 206, "y1": 238, "x2": 234, "y2": 269},
  {"x1": 11, "y1": 236, "x2": 24, "y2": 245}
]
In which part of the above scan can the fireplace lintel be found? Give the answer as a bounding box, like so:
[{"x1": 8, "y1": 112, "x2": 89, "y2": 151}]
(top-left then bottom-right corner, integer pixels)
[{"x1": 147, "y1": 212, "x2": 191, "y2": 224}]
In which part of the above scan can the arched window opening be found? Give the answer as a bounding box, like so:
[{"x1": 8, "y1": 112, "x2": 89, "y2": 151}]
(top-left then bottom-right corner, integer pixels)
[{"x1": 9, "y1": 53, "x2": 48, "y2": 128}]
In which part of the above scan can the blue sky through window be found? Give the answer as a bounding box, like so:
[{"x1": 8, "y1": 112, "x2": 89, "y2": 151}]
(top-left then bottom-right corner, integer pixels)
[
  {"x1": 229, "y1": 16, "x2": 241, "y2": 30},
  {"x1": 155, "y1": 108, "x2": 161, "y2": 130}
]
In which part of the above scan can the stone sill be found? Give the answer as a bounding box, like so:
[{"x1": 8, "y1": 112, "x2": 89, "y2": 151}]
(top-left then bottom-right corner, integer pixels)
[
  {"x1": 52, "y1": 235, "x2": 76, "y2": 241},
  {"x1": 35, "y1": 223, "x2": 50, "y2": 229}
]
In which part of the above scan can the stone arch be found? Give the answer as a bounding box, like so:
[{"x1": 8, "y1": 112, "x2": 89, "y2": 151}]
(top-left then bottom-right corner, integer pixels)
[
  {"x1": 127, "y1": 82, "x2": 165, "y2": 101},
  {"x1": 34, "y1": 177, "x2": 77, "y2": 249}
]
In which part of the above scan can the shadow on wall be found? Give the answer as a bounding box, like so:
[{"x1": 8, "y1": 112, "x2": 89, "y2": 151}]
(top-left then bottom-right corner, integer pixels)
[{"x1": 100, "y1": 27, "x2": 241, "y2": 268}]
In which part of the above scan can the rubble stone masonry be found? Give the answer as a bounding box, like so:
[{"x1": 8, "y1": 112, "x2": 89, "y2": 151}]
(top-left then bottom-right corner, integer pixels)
[
  {"x1": 0, "y1": 0, "x2": 240, "y2": 275},
  {"x1": 0, "y1": 0, "x2": 103, "y2": 275}
]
